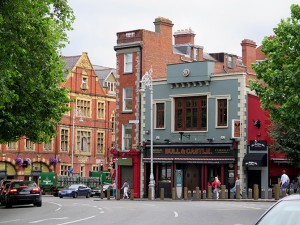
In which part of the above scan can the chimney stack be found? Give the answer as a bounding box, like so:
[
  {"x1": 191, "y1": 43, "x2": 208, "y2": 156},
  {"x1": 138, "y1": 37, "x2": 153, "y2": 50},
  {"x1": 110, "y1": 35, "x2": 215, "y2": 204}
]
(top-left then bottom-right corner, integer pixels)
[
  {"x1": 241, "y1": 39, "x2": 257, "y2": 74},
  {"x1": 154, "y1": 17, "x2": 173, "y2": 34},
  {"x1": 174, "y1": 28, "x2": 195, "y2": 45}
]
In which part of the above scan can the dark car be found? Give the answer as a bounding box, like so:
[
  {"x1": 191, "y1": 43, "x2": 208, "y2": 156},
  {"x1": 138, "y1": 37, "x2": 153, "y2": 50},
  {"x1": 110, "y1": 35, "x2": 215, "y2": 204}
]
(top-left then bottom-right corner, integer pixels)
[
  {"x1": 3, "y1": 180, "x2": 42, "y2": 208},
  {"x1": 254, "y1": 194, "x2": 300, "y2": 225},
  {"x1": 58, "y1": 184, "x2": 91, "y2": 198},
  {"x1": 0, "y1": 180, "x2": 20, "y2": 206},
  {"x1": 91, "y1": 184, "x2": 113, "y2": 197}
]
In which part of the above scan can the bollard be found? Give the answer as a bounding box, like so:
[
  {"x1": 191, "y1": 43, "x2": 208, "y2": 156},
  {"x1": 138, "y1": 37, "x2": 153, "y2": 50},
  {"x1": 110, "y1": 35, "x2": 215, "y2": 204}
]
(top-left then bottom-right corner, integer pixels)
[
  {"x1": 236, "y1": 185, "x2": 241, "y2": 199},
  {"x1": 207, "y1": 186, "x2": 212, "y2": 199},
  {"x1": 195, "y1": 187, "x2": 200, "y2": 200},
  {"x1": 230, "y1": 189, "x2": 234, "y2": 199},
  {"x1": 160, "y1": 188, "x2": 164, "y2": 200},
  {"x1": 184, "y1": 187, "x2": 188, "y2": 200},
  {"x1": 253, "y1": 184, "x2": 259, "y2": 200},
  {"x1": 274, "y1": 184, "x2": 280, "y2": 200},
  {"x1": 100, "y1": 186, "x2": 105, "y2": 199},
  {"x1": 248, "y1": 188, "x2": 253, "y2": 199},
  {"x1": 130, "y1": 188, "x2": 134, "y2": 200},
  {"x1": 261, "y1": 189, "x2": 265, "y2": 199},
  {"x1": 107, "y1": 188, "x2": 111, "y2": 200},
  {"x1": 172, "y1": 187, "x2": 176, "y2": 200},
  {"x1": 116, "y1": 189, "x2": 120, "y2": 200},
  {"x1": 188, "y1": 190, "x2": 192, "y2": 200},
  {"x1": 289, "y1": 188, "x2": 294, "y2": 195},
  {"x1": 220, "y1": 185, "x2": 226, "y2": 199},
  {"x1": 148, "y1": 188, "x2": 152, "y2": 200},
  {"x1": 225, "y1": 189, "x2": 229, "y2": 199},
  {"x1": 202, "y1": 190, "x2": 207, "y2": 199}
]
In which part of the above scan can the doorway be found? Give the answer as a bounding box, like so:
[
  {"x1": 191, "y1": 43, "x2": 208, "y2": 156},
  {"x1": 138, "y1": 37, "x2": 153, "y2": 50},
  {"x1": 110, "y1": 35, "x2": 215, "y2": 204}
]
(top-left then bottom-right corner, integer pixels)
[
  {"x1": 248, "y1": 170, "x2": 261, "y2": 196},
  {"x1": 184, "y1": 165, "x2": 199, "y2": 191}
]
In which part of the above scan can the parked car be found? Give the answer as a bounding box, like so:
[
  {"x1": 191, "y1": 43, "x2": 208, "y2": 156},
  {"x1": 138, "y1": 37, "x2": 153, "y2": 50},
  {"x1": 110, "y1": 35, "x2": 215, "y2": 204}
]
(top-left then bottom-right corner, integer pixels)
[
  {"x1": 3, "y1": 180, "x2": 42, "y2": 208},
  {"x1": 58, "y1": 184, "x2": 91, "y2": 198},
  {"x1": 91, "y1": 184, "x2": 113, "y2": 197},
  {"x1": 254, "y1": 194, "x2": 300, "y2": 225}
]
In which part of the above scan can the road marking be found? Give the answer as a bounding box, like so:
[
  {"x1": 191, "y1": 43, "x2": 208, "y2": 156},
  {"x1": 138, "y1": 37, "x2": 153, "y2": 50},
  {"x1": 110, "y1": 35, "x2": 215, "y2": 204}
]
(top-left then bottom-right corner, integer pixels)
[
  {"x1": 48, "y1": 201, "x2": 62, "y2": 211},
  {"x1": 57, "y1": 216, "x2": 96, "y2": 225},
  {"x1": 29, "y1": 217, "x2": 68, "y2": 223},
  {"x1": 0, "y1": 219, "x2": 21, "y2": 224},
  {"x1": 174, "y1": 211, "x2": 178, "y2": 217}
]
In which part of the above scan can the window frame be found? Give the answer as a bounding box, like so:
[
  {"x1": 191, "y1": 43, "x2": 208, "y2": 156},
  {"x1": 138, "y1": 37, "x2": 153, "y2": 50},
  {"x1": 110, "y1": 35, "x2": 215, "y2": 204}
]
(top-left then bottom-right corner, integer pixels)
[
  {"x1": 122, "y1": 124, "x2": 132, "y2": 151},
  {"x1": 60, "y1": 128, "x2": 69, "y2": 152},
  {"x1": 216, "y1": 98, "x2": 228, "y2": 127},
  {"x1": 122, "y1": 87, "x2": 133, "y2": 112},
  {"x1": 155, "y1": 102, "x2": 165, "y2": 129},
  {"x1": 124, "y1": 53, "x2": 133, "y2": 73},
  {"x1": 174, "y1": 96, "x2": 207, "y2": 131}
]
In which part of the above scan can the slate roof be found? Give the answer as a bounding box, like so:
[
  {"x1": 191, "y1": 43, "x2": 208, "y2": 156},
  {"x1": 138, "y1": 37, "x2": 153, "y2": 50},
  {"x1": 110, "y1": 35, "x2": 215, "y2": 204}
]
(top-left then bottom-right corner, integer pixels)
[
  {"x1": 93, "y1": 65, "x2": 116, "y2": 85},
  {"x1": 63, "y1": 55, "x2": 81, "y2": 78}
]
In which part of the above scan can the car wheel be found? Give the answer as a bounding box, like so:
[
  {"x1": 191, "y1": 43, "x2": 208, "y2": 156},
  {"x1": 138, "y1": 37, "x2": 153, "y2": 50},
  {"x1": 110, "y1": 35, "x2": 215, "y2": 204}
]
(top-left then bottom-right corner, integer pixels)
[
  {"x1": 6, "y1": 202, "x2": 12, "y2": 208},
  {"x1": 59, "y1": 195, "x2": 63, "y2": 198},
  {"x1": 35, "y1": 201, "x2": 42, "y2": 207},
  {"x1": 73, "y1": 192, "x2": 78, "y2": 198},
  {"x1": 86, "y1": 193, "x2": 90, "y2": 198}
]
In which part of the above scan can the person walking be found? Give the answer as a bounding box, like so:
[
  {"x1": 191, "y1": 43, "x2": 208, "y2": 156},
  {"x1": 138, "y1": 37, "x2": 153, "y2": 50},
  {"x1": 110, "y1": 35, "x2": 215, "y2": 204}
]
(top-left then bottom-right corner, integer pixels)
[
  {"x1": 121, "y1": 180, "x2": 129, "y2": 199},
  {"x1": 212, "y1": 177, "x2": 221, "y2": 199},
  {"x1": 233, "y1": 176, "x2": 242, "y2": 198},
  {"x1": 112, "y1": 180, "x2": 116, "y2": 198},
  {"x1": 280, "y1": 170, "x2": 290, "y2": 196}
]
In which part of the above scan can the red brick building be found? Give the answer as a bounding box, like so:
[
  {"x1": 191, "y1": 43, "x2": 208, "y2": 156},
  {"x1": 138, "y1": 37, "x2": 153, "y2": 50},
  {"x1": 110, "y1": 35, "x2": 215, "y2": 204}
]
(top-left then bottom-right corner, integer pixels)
[{"x1": 0, "y1": 52, "x2": 116, "y2": 182}]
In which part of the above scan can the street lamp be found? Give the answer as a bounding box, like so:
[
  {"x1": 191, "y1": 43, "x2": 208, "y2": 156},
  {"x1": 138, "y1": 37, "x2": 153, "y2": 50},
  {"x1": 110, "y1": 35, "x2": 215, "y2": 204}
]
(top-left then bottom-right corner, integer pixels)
[
  {"x1": 140, "y1": 68, "x2": 155, "y2": 200},
  {"x1": 71, "y1": 107, "x2": 83, "y2": 174}
]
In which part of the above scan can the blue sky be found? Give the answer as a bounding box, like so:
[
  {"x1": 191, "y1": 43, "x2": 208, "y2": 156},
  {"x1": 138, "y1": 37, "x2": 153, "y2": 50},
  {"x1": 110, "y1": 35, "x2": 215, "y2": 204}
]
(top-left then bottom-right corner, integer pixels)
[{"x1": 62, "y1": 0, "x2": 298, "y2": 68}]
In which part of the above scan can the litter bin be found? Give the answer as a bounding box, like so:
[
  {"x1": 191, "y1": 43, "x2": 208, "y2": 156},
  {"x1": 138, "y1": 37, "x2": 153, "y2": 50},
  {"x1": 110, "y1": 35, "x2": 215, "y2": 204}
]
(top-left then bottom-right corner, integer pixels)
[
  {"x1": 248, "y1": 188, "x2": 253, "y2": 199},
  {"x1": 268, "y1": 188, "x2": 272, "y2": 199}
]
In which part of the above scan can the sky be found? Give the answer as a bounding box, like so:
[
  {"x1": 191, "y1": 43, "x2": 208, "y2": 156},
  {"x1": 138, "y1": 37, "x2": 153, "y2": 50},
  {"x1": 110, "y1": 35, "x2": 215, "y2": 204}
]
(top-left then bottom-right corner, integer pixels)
[{"x1": 62, "y1": 0, "x2": 298, "y2": 69}]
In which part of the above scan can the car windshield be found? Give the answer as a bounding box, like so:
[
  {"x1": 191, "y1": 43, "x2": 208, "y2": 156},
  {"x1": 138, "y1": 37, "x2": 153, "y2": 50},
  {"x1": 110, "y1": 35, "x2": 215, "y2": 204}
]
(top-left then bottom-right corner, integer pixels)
[{"x1": 257, "y1": 200, "x2": 300, "y2": 225}]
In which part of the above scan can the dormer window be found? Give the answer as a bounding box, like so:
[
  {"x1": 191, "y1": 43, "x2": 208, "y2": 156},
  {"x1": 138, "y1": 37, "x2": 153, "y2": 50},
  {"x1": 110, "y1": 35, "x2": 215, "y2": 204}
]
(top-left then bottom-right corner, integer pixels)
[
  {"x1": 81, "y1": 77, "x2": 88, "y2": 90},
  {"x1": 193, "y1": 48, "x2": 198, "y2": 61}
]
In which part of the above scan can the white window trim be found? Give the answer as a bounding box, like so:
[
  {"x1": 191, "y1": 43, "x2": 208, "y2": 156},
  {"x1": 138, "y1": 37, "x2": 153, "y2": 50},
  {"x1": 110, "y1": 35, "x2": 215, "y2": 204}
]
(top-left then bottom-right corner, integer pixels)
[
  {"x1": 122, "y1": 87, "x2": 133, "y2": 112},
  {"x1": 124, "y1": 53, "x2": 133, "y2": 73}
]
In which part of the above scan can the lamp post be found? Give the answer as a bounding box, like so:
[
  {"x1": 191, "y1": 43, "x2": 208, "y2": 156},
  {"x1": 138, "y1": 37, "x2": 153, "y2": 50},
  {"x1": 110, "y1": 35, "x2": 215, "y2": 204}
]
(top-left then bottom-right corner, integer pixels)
[
  {"x1": 71, "y1": 107, "x2": 83, "y2": 174},
  {"x1": 140, "y1": 68, "x2": 155, "y2": 200}
]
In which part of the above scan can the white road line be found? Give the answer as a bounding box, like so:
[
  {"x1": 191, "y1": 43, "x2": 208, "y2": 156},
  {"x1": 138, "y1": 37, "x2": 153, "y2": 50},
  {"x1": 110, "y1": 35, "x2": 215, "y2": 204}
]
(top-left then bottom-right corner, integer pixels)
[
  {"x1": 57, "y1": 216, "x2": 96, "y2": 225},
  {"x1": 48, "y1": 201, "x2": 63, "y2": 211},
  {"x1": 174, "y1": 211, "x2": 178, "y2": 218},
  {"x1": 0, "y1": 219, "x2": 21, "y2": 224},
  {"x1": 29, "y1": 217, "x2": 68, "y2": 224}
]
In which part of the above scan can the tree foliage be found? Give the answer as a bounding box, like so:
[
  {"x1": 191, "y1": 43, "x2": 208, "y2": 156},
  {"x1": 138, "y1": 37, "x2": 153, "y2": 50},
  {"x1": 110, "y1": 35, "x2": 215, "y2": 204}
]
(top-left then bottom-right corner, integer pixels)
[
  {"x1": 0, "y1": 0, "x2": 74, "y2": 143},
  {"x1": 250, "y1": 4, "x2": 300, "y2": 163}
]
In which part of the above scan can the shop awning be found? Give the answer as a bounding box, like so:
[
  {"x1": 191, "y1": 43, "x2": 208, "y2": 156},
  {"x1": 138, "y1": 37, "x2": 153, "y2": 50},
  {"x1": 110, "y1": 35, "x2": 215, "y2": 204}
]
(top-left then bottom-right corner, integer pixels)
[{"x1": 243, "y1": 153, "x2": 267, "y2": 167}]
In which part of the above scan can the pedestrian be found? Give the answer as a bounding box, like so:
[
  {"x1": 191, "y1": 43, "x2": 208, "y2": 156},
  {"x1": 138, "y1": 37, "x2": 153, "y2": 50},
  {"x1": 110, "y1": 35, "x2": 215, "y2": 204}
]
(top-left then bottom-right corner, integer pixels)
[
  {"x1": 121, "y1": 180, "x2": 129, "y2": 199},
  {"x1": 212, "y1": 177, "x2": 221, "y2": 199},
  {"x1": 280, "y1": 170, "x2": 290, "y2": 196},
  {"x1": 233, "y1": 176, "x2": 242, "y2": 198},
  {"x1": 112, "y1": 180, "x2": 116, "y2": 198},
  {"x1": 290, "y1": 179, "x2": 298, "y2": 193}
]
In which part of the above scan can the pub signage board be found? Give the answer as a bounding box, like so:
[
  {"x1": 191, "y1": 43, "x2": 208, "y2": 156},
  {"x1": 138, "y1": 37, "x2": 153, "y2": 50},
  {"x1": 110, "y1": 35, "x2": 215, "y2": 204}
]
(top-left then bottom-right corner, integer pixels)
[
  {"x1": 144, "y1": 145, "x2": 234, "y2": 158},
  {"x1": 249, "y1": 140, "x2": 267, "y2": 152}
]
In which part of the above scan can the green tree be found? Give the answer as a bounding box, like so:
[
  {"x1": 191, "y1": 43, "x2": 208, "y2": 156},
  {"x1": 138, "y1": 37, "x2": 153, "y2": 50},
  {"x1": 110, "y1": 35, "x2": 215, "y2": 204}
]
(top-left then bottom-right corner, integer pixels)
[
  {"x1": 250, "y1": 4, "x2": 300, "y2": 163},
  {"x1": 0, "y1": 0, "x2": 74, "y2": 143}
]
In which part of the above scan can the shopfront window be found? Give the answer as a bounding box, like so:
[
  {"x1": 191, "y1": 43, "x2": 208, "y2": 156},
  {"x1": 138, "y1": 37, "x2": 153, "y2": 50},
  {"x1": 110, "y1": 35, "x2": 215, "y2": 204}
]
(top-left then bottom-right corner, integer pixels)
[{"x1": 159, "y1": 163, "x2": 171, "y2": 181}]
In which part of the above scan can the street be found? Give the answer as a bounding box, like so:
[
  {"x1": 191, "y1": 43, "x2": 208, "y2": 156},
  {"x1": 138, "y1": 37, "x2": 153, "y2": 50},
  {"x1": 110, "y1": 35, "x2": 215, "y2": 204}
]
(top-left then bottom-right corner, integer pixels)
[{"x1": 0, "y1": 196, "x2": 273, "y2": 225}]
